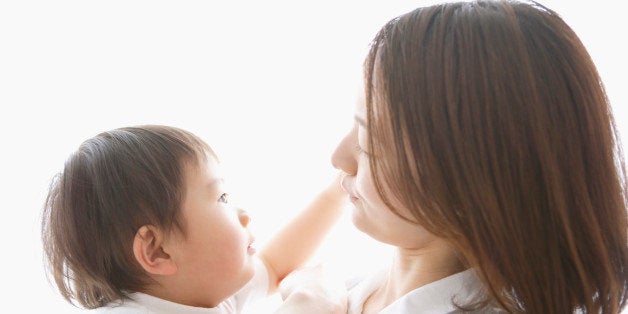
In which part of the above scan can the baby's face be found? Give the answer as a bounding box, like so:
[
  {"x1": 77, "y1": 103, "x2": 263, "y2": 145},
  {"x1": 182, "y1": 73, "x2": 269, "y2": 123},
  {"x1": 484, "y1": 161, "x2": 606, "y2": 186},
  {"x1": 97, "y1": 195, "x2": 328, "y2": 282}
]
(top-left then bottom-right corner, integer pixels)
[{"x1": 167, "y1": 155, "x2": 256, "y2": 307}]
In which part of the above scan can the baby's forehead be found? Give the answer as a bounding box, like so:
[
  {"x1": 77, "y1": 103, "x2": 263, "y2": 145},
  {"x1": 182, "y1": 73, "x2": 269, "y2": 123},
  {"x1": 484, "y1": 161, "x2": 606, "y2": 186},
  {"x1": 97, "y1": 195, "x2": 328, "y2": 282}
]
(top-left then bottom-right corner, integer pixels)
[
  {"x1": 188, "y1": 150, "x2": 223, "y2": 180},
  {"x1": 185, "y1": 149, "x2": 219, "y2": 171}
]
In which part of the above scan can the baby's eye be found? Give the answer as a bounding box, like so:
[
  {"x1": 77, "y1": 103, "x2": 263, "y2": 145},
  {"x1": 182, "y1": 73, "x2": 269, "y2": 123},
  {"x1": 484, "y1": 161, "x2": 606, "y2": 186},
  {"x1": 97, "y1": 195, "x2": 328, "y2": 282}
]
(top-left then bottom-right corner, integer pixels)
[{"x1": 218, "y1": 193, "x2": 229, "y2": 204}]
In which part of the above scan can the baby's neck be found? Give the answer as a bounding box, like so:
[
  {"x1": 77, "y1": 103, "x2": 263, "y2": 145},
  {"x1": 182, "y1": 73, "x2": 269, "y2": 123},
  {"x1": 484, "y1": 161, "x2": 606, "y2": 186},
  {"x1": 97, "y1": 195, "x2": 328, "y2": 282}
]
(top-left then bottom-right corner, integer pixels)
[{"x1": 363, "y1": 239, "x2": 465, "y2": 314}]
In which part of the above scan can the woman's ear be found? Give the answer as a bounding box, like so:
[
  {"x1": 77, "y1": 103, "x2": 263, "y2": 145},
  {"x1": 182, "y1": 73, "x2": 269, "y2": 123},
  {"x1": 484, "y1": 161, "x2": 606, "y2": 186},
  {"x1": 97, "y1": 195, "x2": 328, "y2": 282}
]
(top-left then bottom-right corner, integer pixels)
[{"x1": 133, "y1": 225, "x2": 177, "y2": 275}]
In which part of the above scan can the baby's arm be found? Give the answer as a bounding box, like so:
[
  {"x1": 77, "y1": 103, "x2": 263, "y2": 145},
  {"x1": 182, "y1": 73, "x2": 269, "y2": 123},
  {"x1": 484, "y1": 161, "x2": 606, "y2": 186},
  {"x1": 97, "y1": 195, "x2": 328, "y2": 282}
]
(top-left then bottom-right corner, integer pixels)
[{"x1": 258, "y1": 173, "x2": 346, "y2": 293}]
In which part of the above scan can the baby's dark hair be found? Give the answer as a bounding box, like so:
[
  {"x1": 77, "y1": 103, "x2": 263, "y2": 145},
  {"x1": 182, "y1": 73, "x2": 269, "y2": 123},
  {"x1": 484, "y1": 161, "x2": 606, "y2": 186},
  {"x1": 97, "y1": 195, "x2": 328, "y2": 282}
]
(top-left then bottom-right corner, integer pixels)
[{"x1": 41, "y1": 125, "x2": 215, "y2": 309}]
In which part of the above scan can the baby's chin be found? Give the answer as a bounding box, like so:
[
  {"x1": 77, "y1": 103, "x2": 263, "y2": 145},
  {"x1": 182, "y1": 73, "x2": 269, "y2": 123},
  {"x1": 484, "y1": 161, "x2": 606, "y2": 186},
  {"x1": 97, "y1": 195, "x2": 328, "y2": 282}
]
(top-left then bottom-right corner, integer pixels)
[
  {"x1": 212, "y1": 262, "x2": 257, "y2": 307},
  {"x1": 240, "y1": 255, "x2": 256, "y2": 281}
]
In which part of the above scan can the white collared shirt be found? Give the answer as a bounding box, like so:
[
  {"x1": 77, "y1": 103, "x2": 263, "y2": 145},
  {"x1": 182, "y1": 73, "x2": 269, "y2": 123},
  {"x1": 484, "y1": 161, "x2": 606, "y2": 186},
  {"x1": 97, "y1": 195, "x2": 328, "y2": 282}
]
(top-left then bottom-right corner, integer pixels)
[{"x1": 347, "y1": 268, "x2": 503, "y2": 313}]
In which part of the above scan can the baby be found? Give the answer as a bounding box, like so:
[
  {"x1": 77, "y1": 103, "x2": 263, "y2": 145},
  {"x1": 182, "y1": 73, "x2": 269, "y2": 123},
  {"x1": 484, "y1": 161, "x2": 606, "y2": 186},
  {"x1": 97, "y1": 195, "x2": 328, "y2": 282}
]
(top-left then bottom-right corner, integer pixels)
[{"x1": 41, "y1": 125, "x2": 347, "y2": 313}]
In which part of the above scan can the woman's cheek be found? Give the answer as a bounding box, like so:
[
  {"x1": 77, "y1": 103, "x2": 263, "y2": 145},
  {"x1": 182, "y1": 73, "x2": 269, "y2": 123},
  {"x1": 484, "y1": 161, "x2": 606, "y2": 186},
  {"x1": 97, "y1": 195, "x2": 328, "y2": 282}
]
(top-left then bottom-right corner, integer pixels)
[{"x1": 356, "y1": 163, "x2": 383, "y2": 208}]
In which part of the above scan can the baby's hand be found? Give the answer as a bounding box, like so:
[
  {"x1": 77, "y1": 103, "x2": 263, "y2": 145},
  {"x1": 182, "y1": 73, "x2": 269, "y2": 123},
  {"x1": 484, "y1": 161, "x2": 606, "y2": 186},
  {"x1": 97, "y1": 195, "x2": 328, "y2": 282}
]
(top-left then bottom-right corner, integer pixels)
[{"x1": 274, "y1": 264, "x2": 347, "y2": 314}]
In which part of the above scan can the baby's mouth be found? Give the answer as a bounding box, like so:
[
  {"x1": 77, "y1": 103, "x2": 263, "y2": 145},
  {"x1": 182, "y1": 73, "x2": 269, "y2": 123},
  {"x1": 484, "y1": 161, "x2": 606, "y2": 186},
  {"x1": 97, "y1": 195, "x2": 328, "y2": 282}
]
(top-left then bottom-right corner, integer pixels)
[
  {"x1": 247, "y1": 242, "x2": 257, "y2": 255},
  {"x1": 247, "y1": 236, "x2": 256, "y2": 254}
]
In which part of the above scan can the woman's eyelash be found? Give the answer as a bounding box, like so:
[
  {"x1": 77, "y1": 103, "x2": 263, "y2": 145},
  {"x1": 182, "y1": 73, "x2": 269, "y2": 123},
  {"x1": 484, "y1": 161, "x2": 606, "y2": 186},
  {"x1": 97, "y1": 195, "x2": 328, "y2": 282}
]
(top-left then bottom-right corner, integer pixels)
[
  {"x1": 355, "y1": 144, "x2": 369, "y2": 155},
  {"x1": 218, "y1": 193, "x2": 229, "y2": 204}
]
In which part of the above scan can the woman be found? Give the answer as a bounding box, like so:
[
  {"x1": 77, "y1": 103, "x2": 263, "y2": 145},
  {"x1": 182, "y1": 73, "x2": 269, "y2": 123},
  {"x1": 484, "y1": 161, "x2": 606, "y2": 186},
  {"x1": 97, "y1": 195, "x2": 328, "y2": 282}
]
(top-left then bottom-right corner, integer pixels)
[{"x1": 331, "y1": 0, "x2": 627, "y2": 313}]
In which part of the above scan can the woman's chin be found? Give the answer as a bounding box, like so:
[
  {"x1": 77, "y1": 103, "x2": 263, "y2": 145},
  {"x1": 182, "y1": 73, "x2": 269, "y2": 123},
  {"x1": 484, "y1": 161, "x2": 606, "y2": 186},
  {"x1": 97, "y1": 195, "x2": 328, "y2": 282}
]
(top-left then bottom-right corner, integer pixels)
[
  {"x1": 350, "y1": 210, "x2": 384, "y2": 243},
  {"x1": 349, "y1": 206, "x2": 367, "y2": 230}
]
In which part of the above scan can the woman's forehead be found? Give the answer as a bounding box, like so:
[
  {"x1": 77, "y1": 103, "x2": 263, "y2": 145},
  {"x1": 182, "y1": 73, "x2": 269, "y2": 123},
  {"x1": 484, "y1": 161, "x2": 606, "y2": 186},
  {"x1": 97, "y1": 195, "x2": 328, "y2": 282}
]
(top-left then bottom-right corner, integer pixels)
[{"x1": 355, "y1": 92, "x2": 367, "y2": 119}]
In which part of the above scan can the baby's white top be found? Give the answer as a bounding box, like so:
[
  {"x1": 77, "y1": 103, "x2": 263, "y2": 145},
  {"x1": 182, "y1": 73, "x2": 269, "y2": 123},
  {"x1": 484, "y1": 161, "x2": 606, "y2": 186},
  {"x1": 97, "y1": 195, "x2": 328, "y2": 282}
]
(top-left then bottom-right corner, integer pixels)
[{"x1": 94, "y1": 258, "x2": 268, "y2": 314}]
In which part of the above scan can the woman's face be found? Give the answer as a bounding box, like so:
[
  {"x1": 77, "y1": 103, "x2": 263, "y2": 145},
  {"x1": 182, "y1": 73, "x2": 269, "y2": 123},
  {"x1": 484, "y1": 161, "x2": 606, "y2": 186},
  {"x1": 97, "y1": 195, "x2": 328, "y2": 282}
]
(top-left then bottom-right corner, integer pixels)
[{"x1": 331, "y1": 92, "x2": 439, "y2": 249}]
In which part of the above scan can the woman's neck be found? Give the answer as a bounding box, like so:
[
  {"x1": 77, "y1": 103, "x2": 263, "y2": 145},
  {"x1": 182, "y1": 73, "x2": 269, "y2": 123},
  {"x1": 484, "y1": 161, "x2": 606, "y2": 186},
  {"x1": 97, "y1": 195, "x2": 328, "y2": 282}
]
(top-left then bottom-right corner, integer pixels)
[{"x1": 363, "y1": 239, "x2": 465, "y2": 314}]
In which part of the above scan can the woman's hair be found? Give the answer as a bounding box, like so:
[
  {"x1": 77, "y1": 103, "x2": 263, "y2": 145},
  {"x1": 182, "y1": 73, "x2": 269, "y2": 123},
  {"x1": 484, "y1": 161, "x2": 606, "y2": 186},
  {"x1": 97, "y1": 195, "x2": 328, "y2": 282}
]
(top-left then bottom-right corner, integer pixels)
[
  {"x1": 41, "y1": 125, "x2": 214, "y2": 309},
  {"x1": 364, "y1": 0, "x2": 627, "y2": 313}
]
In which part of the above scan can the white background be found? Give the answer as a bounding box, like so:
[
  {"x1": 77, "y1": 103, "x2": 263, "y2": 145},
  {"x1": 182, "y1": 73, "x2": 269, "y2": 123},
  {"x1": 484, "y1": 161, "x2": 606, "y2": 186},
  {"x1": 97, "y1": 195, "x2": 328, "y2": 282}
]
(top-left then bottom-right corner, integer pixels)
[{"x1": 0, "y1": 1, "x2": 625, "y2": 313}]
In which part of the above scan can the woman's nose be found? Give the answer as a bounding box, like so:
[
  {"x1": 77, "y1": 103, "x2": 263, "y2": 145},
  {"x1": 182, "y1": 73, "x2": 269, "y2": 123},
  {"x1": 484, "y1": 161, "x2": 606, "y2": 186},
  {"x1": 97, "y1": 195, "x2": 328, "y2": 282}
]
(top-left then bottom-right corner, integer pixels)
[
  {"x1": 331, "y1": 127, "x2": 358, "y2": 175},
  {"x1": 237, "y1": 208, "x2": 251, "y2": 227}
]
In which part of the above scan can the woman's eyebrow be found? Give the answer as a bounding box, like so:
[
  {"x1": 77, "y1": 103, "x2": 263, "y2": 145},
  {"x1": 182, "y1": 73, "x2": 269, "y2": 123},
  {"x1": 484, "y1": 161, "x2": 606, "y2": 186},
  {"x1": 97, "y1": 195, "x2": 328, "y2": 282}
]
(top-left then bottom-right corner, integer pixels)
[{"x1": 354, "y1": 116, "x2": 367, "y2": 127}]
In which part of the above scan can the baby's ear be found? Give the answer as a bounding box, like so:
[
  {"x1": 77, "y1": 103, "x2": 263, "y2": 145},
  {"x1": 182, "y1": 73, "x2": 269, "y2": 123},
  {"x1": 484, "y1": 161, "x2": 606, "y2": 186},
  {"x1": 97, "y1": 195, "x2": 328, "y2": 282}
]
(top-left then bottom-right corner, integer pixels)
[{"x1": 133, "y1": 225, "x2": 177, "y2": 275}]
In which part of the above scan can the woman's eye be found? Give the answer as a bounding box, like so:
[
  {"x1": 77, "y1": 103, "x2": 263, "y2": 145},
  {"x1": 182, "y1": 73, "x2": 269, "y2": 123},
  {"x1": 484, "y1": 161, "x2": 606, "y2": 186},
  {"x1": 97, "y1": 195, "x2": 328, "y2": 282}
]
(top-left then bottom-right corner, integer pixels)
[
  {"x1": 356, "y1": 144, "x2": 369, "y2": 156},
  {"x1": 218, "y1": 193, "x2": 229, "y2": 204}
]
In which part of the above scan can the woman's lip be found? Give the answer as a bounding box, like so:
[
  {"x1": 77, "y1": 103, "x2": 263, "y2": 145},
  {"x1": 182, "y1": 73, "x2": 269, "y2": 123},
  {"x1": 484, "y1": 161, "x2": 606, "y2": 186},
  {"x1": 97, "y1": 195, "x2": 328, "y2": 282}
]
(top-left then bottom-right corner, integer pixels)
[{"x1": 340, "y1": 176, "x2": 354, "y2": 196}]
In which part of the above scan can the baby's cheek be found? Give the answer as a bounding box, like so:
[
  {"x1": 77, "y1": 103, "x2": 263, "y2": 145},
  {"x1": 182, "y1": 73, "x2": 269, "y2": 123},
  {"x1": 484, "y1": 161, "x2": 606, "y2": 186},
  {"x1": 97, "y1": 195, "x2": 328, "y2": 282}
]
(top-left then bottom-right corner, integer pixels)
[
  {"x1": 211, "y1": 234, "x2": 245, "y2": 274},
  {"x1": 226, "y1": 225, "x2": 248, "y2": 254}
]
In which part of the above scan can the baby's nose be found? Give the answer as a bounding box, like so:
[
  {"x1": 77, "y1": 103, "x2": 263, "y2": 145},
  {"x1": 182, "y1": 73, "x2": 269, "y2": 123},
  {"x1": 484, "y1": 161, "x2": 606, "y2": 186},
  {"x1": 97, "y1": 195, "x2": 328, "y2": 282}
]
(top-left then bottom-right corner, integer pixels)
[{"x1": 237, "y1": 208, "x2": 251, "y2": 227}]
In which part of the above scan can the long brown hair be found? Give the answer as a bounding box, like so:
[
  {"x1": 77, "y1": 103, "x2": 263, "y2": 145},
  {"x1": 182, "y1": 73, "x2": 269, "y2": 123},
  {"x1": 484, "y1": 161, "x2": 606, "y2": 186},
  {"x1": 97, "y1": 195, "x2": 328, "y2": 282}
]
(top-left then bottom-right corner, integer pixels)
[
  {"x1": 364, "y1": 1, "x2": 627, "y2": 313},
  {"x1": 41, "y1": 125, "x2": 214, "y2": 309}
]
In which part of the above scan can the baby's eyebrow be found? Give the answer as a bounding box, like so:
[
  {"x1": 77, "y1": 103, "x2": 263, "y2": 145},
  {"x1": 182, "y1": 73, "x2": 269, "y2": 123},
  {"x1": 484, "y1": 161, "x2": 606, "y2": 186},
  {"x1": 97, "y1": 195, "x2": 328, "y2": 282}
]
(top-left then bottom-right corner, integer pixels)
[{"x1": 206, "y1": 178, "x2": 224, "y2": 190}]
